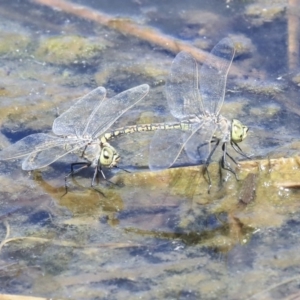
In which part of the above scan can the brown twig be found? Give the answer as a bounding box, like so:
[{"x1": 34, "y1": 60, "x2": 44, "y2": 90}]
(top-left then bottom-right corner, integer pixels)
[
  {"x1": 287, "y1": 0, "x2": 300, "y2": 70},
  {"x1": 0, "y1": 294, "x2": 51, "y2": 300},
  {"x1": 30, "y1": 0, "x2": 300, "y2": 116},
  {"x1": 0, "y1": 235, "x2": 141, "y2": 250},
  {"x1": 0, "y1": 220, "x2": 10, "y2": 252},
  {"x1": 30, "y1": 0, "x2": 244, "y2": 76}
]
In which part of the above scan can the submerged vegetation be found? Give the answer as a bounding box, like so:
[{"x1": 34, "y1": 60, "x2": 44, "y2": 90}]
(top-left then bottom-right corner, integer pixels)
[{"x1": 0, "y1": 0, "x2": 300, "y2": 299}]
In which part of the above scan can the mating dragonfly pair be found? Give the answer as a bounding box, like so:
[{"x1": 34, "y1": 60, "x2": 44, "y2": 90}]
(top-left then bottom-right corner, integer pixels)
[{"x1": 0, "y1": 38, "x2": 249, "y2": 188}]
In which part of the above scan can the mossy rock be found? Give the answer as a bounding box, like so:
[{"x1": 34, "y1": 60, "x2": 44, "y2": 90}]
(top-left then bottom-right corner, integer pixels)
[
  {"x1": 0, "y1": 32, "x2": 31, "y2": 58},
  {"x1": 35, "y1": 35, "x2": 108, "y2": 65},
  {"x1": 245, "y1": 2, "x2": 286, "y2": 26}
]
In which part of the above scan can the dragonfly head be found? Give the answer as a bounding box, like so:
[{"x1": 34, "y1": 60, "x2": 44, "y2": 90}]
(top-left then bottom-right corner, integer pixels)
[
  {"x1": 231, "y1": 119, "x2": 248, "y2": 143},
  {"x1": 100, "y1": 143, "x2": 120, "y2": 168}
]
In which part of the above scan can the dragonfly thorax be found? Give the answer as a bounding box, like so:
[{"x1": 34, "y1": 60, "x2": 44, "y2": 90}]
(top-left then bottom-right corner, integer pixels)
[
  {"x1": 231, "y1": 119, "x2": 249, "y2": 143},
  {"x1": 215, "y1": 115, "x2": 231, "y2": 142}
]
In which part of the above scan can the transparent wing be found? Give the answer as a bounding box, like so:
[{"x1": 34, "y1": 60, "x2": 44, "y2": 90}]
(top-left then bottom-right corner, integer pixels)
[
  {"x1": 0, "y1": 133, "x2": 85, "y2": 170},
  {"x1": 199, "y1": 37, "x2": 235, "y2": 116},
  {"x1": 166, "y1": 52, "x2": 203, "y2": 120},
  {"x1": 52, "y1": 87, "x2": 107, "y2": 136},
  {"x1": 149, "y1": 122, "x2": 203, "y2": 170},
  {"x1": 88, "y1": 84, "x2": 150, "y2": 138},
  {"x1": 149, "y1": 129, "x2": 187, "y2": 171},
  {"x1": 22, "y1": 143, "x2": 84, "y2": 170},
  {"x1": 183, "y1": 120, "x2": 217, "y2": 164},
  {"x1": 0, "y1": 133, "x2": 77, "y2": 160}
]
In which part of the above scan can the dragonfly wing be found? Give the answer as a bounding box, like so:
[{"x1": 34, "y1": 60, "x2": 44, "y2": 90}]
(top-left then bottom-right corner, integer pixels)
[
  {"x1": 149, "y1": 129, "x2": 187, "y2": 171},
  {"x1": 87, "y1": 84, "x2": 150, "y2": 138},
  {"x1": 166, "y1": 51, "x2": 203, "y2": 119},
  {"x1": 22, "y1": 143, "x2": 84, "y2": 170},
  {"x1": 183, "y1": 120, "x2": 217, "y2": 164},
  {"x1": 52, "y1": 87, "x2": 107, "y2": 136},
  {"x1": 199, "y1": 37, "x2": 235, "y2": 115},
  {"x1": 0, "y1": 133, "x2": 71, "y2": 160}
]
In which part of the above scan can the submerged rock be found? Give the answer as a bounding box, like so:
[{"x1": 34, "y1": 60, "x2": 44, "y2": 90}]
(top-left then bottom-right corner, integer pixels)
[
  {"x1": 244, "y1": 1, "x2": 286, "y2": 27},
  {"x1": 0, "y1": 31, "x2": 31, "y2": 58},
  {"x1": 35, "y1": 35, "x2": 108, "y2": 65}
]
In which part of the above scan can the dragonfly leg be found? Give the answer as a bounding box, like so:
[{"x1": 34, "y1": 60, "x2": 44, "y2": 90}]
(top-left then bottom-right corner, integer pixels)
[
  {"x1": 114, "y1": 165, "x2": 131, "y2": 173},
  {"x1": 203, "y1": 166, "x2": 212, "y2": 193},
  {"x1": 94, "y1": 164, "x2": 118, "y2": 187},
  {"x1": 64, "y1": 162, "x2": 91, "y2": 194},
  {"x1": 231, "y1": 142, "x2": 251, "y2": 159},
  {"x1": 218, "y1": 157, "x2": 224, "y2": 187},
  {"x1": 203, "y1": 139, "x2": 220, "y2": 193},
  {"x1": 70, "y1": 162, "x2": 90, "y2": 174},
  {"x1": 221, "y1": 143, "x2": 239, "y2": 180},
  {"x1": 91, "y1": 165, "x2": 107, "y2": 187},
  {"x1": 226, "y1": 150, "x2": 238, "y2": 165},
  {"x1": 94, "y1": 164, "x2": 122, "y2": 187}
]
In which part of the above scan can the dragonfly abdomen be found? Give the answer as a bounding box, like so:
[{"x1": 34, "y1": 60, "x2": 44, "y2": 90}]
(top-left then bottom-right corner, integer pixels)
[{"x1": 103, "y1": 122, "x2": 192, "y2": 142}]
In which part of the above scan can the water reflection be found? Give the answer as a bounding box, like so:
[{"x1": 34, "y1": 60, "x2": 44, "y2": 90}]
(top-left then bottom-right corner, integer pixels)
[
  {"x1": 1, "y1": 0, "x2": 300, "y2": 298},
  {"x1": 1, "y1": 155, "x2": 300, "y2": 298},
  {"x1": 29, "y1": 155, "x2": 300, "y2": 252}
]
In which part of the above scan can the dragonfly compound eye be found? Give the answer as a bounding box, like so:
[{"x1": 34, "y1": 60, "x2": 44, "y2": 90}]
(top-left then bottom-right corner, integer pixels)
[
  {"x1": 100, "y1": 145, "x2": 119, "y2": 168},
  {"x1": 231, "y1": 119, "x2": 248, "y2": 143}
]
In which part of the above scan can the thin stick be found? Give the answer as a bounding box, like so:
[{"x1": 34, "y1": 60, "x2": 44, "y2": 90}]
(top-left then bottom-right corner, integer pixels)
[
  {"x1": 0, "y1": 220, "x2": 10, "y2": 252},
  {"x1": 245, "y1": 275, "x2": 300, "y2": 300},
  {"x1": 0, "y1": 235, "x2": 141, "y2": 250},
  {"x1": 287, "y1": 0, "x2": 300, "y2": 70},
  {"x1": 30, "y1": 0, "x2": 300, "y2": 116},
  {"x1": 0, "y1": 295, "x2": 50, "y2": 300},
  {"x1": 30, "y1": 0, "x2": 244, "y2": 76}
]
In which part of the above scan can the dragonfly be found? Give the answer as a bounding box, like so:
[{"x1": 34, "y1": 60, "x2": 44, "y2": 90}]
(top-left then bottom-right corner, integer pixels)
[
  {"x1": 147, "y1": 37, "x2": 249, "y2": 187},
  {"x1": 0, "y1": 84, "x2": 150, "y2": 186}
]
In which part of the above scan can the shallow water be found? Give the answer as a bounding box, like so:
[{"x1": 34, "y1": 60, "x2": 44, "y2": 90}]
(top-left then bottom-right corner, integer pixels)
[{"x1": 1, "y1": 0, "x2": 300, "y2": 299}]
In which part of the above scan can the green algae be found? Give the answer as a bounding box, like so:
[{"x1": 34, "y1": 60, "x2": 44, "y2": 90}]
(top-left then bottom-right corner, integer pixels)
[
  {"x1": 35, "y1": 35, "x2": 108, "y2": 65},
  {"x1": 244, "y1": 1, "x2": 286, "y2": 27},
  {"x1": 0, "y1": 32, "x2": 31, "y2": 58}
]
